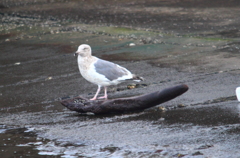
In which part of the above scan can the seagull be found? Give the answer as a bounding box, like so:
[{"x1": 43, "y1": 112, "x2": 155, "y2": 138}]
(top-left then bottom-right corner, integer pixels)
[{"x1": 74, "y1": 44, "x2": 144, "y2": 100}]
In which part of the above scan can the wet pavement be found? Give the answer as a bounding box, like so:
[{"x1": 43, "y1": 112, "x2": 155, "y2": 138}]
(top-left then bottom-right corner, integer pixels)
[{"x1": 0, "y1": 0, "x2": 240, "y2": 157}]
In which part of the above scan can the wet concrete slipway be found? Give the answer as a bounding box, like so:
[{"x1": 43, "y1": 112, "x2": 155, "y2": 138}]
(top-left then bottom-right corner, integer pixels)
[{"x1": 0, "y1": 0, "x2": 240, "y2": 157}]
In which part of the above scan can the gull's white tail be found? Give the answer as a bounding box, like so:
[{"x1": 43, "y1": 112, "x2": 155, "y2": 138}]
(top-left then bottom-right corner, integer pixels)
[{"x1": 236, "y1": 87, "x2": 240, "y2": 102}]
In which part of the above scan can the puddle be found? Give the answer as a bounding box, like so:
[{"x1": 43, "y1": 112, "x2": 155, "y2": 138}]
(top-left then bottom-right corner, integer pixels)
[{"x1": 0, "y1": 126, "x2": 60, "y2": 158}]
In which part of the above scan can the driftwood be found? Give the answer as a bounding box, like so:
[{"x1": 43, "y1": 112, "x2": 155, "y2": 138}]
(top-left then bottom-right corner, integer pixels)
[{"x1": 61, "y1": 84, "x2": 188, "y2": 114}]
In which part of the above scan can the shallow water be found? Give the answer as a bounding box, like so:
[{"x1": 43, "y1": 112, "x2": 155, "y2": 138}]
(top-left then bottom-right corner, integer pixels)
[{"x1": 1, "y1": 102, "x2": 239, "y2": 157}]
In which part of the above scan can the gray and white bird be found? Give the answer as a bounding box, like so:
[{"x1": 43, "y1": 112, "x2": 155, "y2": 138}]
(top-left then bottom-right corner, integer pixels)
[{"x1": 74, "y1": 44, "x2": 143, "y2": 100}]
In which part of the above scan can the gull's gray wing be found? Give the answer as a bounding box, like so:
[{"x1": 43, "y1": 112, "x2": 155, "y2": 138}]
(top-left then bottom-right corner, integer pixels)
[{"x1": 94, "y1": 59, "x2": 129, "y2": 81}]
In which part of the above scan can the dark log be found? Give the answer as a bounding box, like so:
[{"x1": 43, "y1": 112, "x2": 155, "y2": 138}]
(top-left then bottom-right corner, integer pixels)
[{"x1": 61, "y1": 84, "x2": 188, "y2": 114}]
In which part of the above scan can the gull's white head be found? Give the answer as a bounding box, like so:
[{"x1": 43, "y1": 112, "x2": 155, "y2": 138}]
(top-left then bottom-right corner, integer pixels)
[{"x1": 74, "y1": 44, "x2": 92, "y2": 57}]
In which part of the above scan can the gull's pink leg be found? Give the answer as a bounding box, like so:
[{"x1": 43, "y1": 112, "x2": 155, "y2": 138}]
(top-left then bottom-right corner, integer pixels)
[
  {"x1": 90, "y1": 86, "x2": 101, "y2": 100},
  {"x1": 98, "y1": 87, "x2": 108, "y2": 100}
]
